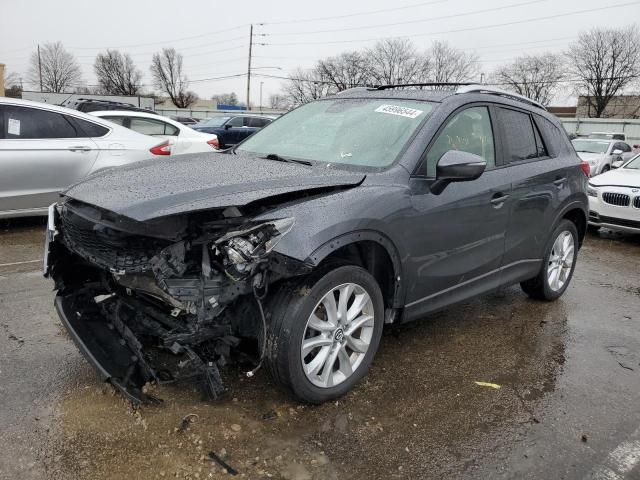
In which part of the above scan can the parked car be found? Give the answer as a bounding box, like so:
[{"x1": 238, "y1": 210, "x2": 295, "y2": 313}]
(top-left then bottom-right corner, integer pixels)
[
  {"x1": 91, "y1": 111, "x2": 220, "y2": 154},
  {"x1": 588, "y1": 132, "x2": 626, "y2": 141},
  {"x1": 45, "y1": 85, "x2": 588, "y2": 405},
  {"x1": 571, "y1": 138, "x2": 635, "y2": 176},
  {"x1": 170, "y1": 115, "x2": 199, "y2": 126},
  {"x1": 588, "y1": 153, "x2": 640, "y2": 233},
  {"x1": 0, "y1": 98, "x2": 169, "y2": 218},
  {"x1": 193, "y1": 114, "x2": 275, "y2": 148},
  {"x1": 62, "y1": 98, "x2": 153, "y2": 114}
]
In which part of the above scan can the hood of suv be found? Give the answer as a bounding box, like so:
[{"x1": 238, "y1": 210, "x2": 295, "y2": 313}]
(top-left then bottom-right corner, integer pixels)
[{"x1": 63, "y1": 151, "x2": 365, "y2": 221}]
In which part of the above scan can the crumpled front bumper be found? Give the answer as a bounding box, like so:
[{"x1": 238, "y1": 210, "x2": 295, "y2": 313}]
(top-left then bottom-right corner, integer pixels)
[{"x1": 54, "y1": 294, "x2": 158, "y2": 403}]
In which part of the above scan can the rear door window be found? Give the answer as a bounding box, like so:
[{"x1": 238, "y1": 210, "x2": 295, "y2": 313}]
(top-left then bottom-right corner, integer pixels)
[
  {"x1": 68, "y1": 117, "x2": 110, "y2": 137},
  {"x1": 247, "y1": 117, "x2": 270, "y2": 128},
  {"x1": 2, "y1": 106, "x2": 78, "y2": 139},
  {"x1": 129, "y1": 117, "x2": 179, "y2": 136},
  {"x1": 497, "y1": 108, "x2": 545, "y2": 163}
]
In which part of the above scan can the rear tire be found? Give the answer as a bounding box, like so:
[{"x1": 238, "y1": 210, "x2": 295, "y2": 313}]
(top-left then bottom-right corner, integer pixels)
[
  {"x1": 520, "y1": 219, "x2": 578, "y2": 301},
  {"x1": 265, "y1": 265, "x2": 384, "y2": 404}
]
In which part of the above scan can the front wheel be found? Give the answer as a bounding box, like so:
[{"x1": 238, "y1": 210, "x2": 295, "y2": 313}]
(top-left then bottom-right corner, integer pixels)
[
  {"x1": 520, "y1": 219, "x2": 578, "y2": 301},
  {"x1": 266, "y1": 265, "x2": 384, "y2": 403}
]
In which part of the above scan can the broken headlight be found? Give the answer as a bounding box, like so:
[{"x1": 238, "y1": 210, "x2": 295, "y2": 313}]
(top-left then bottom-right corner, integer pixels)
[{"x1": 215, "y1": 217, "x2": 295, "y2": 280}]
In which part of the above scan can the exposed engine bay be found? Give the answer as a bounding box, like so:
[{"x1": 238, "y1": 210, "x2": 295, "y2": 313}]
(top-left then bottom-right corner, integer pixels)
[{"x1": 46, "y1": 199, "x2": 310, "y2": 403}]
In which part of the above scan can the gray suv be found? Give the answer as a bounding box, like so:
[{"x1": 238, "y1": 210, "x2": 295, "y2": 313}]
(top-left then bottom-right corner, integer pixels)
[{"x1": 45, "y1": 84, "x2": 588, "y2": 404}]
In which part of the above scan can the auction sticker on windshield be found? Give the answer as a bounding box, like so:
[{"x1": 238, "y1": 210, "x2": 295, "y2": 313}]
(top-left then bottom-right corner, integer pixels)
[{"x1": 375, "y1": 104, "x2": 424, "y2": 119}]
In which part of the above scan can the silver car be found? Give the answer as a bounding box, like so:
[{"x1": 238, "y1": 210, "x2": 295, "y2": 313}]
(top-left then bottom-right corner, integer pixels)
[
  {"x1": 0, "y1": 98, "x2": 165, "y2": 218},
  {"x1": 571, "y1": 138, "x2": 635, "y2": 176}
]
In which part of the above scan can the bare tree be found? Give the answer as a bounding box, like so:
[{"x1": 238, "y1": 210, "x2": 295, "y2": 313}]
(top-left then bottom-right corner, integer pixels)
[
  {"x1": 150, "y1": 48, "x2": 198, "y2": 108},
  {"x1": 567, "y1": 26, "x2": 640, "y2": 118},
  {"x1": 366, "y1": 39, "x2": 431, "y2": 86},
  {"x1": 3, "y1": 70, "x2": 23, "y2": 98},
  {"x1": 211, "y1": 92, "x2": 239, "y2": 106},
  {"x1": 493, "y1": 53, "x2": 565, "y2": 106},
  {"x1": 317, "y1": 51, "x2": 372, "y2": 91},
  {"x1": 282, "y1": 67, "x2": 336, "y2": 106},
  {"x1": 269, "y1": 94, "x2": 290, "y2": 110},
  {"x1": 94, "y1": 50, "x2": 142, "y2": 95},
  {"x1": 429, "y1": 41, "x2": 479, "y2": 85},
  {"x1": 28, "y1": 42, "x2": 82, "y2": 92}
]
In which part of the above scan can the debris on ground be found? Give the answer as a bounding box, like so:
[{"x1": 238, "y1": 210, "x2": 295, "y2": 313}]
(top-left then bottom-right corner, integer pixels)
[
  {"x1": 262, "y1": 411, "x2": 278, "y2": 421},
  {"x1": 618, "y1": 362, "x2": 634, "y2": 371},
  {"x1": 176, "y1": 413, "x2": 199, "y2": 433},
  {"x1": 581, "y1": 434, "x2": 588, "y2": 443},
  {"x1": 474, "y1": 381, "x2": 501, "y2": 389},
  {"x1": 208, "y1": 451, "x2": 238, "y2": 476}
]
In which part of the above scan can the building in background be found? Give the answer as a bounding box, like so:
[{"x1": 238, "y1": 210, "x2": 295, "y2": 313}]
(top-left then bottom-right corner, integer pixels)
[{"x1": 577, "y1": 95, "x2": 640, "y2": 119}]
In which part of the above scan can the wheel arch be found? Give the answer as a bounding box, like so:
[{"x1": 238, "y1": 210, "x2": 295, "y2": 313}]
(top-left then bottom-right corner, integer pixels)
[
  {"x1": 555, "y1": 199, "x2": 588, "y2": 248},
  {"x1": 305, "y1": 230, "x2": 405, "y2": 316}
]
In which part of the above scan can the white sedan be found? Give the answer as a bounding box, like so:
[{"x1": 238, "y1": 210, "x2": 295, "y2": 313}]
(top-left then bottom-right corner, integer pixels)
[
  {"x1": 0, "y1": 98, "x2": 168, "y2": 218},
  {"x1": 572, "y1": 138, "x2": 635, "y2": 176},
  {"x1": 91, "y1": 110, "x2": 219, "y2": 154},
  {"x1": 588, "y1": 154, "x2": 640, "y2": 233}
]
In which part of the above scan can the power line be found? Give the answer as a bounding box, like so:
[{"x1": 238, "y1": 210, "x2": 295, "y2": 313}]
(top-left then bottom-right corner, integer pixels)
[
  {"x1": 67, "y1": 24, "x2": 250, "y2": 50},
  {"x1": 267, "y1": 1, "x2": 640, "y2": 46},
  {"x1": 259, "y1": 0, "x2": 447, "y2": 25},
  {"x1": 267, "y1": 0, "x2": 547, "y2": 36}
]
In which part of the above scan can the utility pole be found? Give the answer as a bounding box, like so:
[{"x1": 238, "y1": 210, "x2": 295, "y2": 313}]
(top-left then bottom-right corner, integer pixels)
[
  {"x1": 37, "y1": 44, "x2": 43, "y2": 92},
  {"x1": 246, "y1": 24, "x2": 253, "y2": 111},
  {"x1": 0, "y1": 63, "x2": 5, "y2": 97},
  {"x1": 260, "y1": 81, "x2": 264, "y2": 111}
]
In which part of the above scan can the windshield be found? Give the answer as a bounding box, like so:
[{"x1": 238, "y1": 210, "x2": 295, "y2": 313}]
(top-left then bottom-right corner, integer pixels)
[
  {"x1": 572, "y1": 140, "x2": 611, "y2": 154},
  {"x1": 198, "y1": 116, "x2": 231, "y2": 127},
  {"x1": 237, "y1": 98, "x2": 434, "y2": 169},
  {"x1": 624, "y1": 154, "x2": 640, "y2": 169}
]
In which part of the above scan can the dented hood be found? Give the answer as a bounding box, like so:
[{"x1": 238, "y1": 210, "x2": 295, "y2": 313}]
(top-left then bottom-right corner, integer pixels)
[{"x1": 64, "y1": 152, "x2": 365, "y2": 221}]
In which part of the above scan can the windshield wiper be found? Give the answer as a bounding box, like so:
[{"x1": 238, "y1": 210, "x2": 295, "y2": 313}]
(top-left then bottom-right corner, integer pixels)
[{"x1": 262, "y1": 153, "x2": 313, "y2": 166}]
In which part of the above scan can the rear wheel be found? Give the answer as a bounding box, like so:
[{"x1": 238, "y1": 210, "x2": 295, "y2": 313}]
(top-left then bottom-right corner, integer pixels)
[
  {"x1": 520, "y1": 219, "x2": 578, "y2": 301},
  {"x1": 266, "y1": 265, "x2": 384, "y2": 403}
]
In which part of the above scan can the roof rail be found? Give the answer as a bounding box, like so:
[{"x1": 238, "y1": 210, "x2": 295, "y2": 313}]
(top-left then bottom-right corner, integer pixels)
[
  {"x1": 456, "y1": 84, "x2": 546, "y2": 111},
  {"x1": 371, "y1": 82, "x2": 475, "y2": 91}
]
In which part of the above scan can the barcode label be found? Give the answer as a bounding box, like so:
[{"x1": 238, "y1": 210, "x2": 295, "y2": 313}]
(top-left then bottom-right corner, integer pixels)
[{"x1": 374, "y1": 105, "x2": 423, "y2": 119}]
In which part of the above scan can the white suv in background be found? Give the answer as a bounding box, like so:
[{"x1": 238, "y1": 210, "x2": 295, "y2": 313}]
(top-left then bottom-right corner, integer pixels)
[
  {"x1": 91, "y1": 110, "x2": 220, "y2": 154},
  {"x1": 0, "y1": 98, "x2": 167, "y2": 218}
]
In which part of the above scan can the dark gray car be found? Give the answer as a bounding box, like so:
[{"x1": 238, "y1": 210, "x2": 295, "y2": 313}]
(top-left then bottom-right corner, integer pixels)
[{"x1": 45, "y1": 85, "x2": 588, "y2": 404}]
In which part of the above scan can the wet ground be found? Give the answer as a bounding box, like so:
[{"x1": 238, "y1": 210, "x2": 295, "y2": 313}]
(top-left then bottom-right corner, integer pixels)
[{"x1": 1, "y1": 218, "x2": 639, "y2": 480}]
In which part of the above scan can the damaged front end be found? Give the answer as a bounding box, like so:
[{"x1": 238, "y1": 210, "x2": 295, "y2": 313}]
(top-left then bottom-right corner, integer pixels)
[{"x1": 45, "y1": 199, "x2": 308, "y2": 403}]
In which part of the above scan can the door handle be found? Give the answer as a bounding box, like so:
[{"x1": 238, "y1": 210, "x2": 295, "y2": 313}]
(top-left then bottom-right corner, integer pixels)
[
  {"x1": 490, "y1": 193, "x2": 510, "y2": 207},
  {"x1": 553, "y1": 177, "x2": 567, "y2": 187},
  {"x1": 68, "y1": 146, "x2": 92, "y2": 152}
]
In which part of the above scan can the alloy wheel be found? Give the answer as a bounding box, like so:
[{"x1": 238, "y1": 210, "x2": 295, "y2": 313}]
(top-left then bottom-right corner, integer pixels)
[
  {"x1": 301, "y1": 283, "x2": 375, "y2": 388},
  {"x1": 547, "y1": 230, "x2": 575, "y2": 292}
]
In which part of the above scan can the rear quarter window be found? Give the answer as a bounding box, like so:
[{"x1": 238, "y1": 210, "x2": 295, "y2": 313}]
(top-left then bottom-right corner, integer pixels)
[{"x1": 534, "y1": 115, "x2": 570, "y2": 158}]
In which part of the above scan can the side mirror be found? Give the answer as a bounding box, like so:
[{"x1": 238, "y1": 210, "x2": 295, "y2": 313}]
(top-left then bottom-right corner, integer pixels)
[
  {"x1": 431, "y1": 150, "x2": 487, "y2": 195},
  {"x1": 224, "y1": 124, "x2": 233, "y2": 130},
  {"x1": 612, "y1": 149, "x2": 623, "y2": 155},
  {"x1": 612, "y1": 160, "x2": 624, "y2": 169}
]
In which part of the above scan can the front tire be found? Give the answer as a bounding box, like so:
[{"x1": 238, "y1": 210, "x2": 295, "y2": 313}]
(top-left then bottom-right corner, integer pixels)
[
  {"x1": 520, "y1": 219, "x2": 578, "y2": 301},
  {"x1": 266, "y1": 265, "x2": 384, "y2": 404}
]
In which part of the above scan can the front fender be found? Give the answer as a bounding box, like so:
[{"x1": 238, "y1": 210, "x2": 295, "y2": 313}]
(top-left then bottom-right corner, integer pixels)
[{"x1": 257, "y1": 185, "x2": 413, "y2": 305}]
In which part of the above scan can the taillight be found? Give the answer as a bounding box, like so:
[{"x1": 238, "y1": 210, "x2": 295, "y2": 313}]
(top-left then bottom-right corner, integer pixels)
[
  {"x1": 579, "y1": 160, "x2": 590, "y2": 177},
  {"x1": 207, "y1": 137, "x2": 220, "y2": 150},
  {"x1": 150, "y1": 140, "x2": 172, "y2": 156}
]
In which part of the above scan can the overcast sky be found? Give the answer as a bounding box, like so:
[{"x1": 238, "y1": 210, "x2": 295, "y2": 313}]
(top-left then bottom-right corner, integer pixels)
[{"x1": 1, "y1": 0, "x2": 639, "y2": 106}]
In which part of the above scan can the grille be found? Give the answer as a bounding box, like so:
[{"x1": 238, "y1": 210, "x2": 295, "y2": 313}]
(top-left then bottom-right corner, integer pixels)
[
  {"x1": 634, "y1": 196, "x2": 640, "y2": 209},
  {"x1": 62, "y1": 210, "x2": 169, "y2": 273},
  {"x1": 602, "y1": 192, "x2": 630, "y2": 207},
  {"x1": 598, "y1": 215, "x2": 640, "y2": 229}
]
